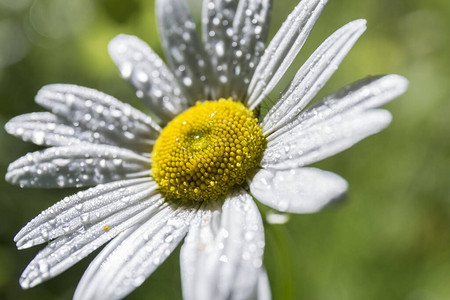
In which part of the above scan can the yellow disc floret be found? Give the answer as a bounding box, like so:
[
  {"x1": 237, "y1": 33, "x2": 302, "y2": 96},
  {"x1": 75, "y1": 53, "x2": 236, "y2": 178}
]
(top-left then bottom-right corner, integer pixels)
[{"x1": 151, "y1": 98, "x2": 265, "y2": 202}]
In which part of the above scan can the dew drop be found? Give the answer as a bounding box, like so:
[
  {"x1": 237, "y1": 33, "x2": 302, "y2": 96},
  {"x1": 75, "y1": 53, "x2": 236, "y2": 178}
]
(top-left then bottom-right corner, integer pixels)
[
  {"x1": 182, "y1": 32, "x2": 190, "y2": 41},
  {"x1": 254, "y1": 25, "x2": 262, "y2": 35},
  {"x1": 120, "y1": 62, "x2": 133, "y2": 79},
  {"x1": 219, "y1": 75, "x2": 227, "y2": 83},
  {"x1": 183, "y1": 77, "x2": 192, "y2": 87},
  {"x1": 62, "y1": 223, "x2": 70, "y2": 233},
  {"x1": 113, "y1": 158, "x2": 123, "y2": 166},
  {"x1": 124, "y1": 131, "x2": 135, "y2": 140},
  {"x1": 244, "y1": 231, "x2": 254, "y2": 241},
  {"x1": 170, "y1": 47, "x2": 183, "y2": 63},
  {"x1": 234, "y1": 65, "x2": 241, "y2": 75},
  {"x1": 164, "y1": 235, "x2": 174, "y2": 243},
  {"x1": 215, "y1": 41, "x2": 225, "y2": 57},
  {"x1": 153, "y1": 89, "x2": 163, "y2": 98},
  {"x1": 136, "y1": 71, "x2": 149, "y2": 83},
  {"x1": 53, "y1": 158, "x2": 70, "y2": 167},
  {"x1": 16, "y1": 128, "x2": 24, "y2": 135},
  {"x1": 83, "y1": 113, "x2": 92, "y2": 121},
  {"x1": 32, "y1": 131, "x2": 45, "y2": 145},
  {"x1": 212, "y1": 17, "x2": 220, "y2": 26},
  {"x1": 38, "y1": 260, "x2": 49, "y2": 273},
  {"x1": 40, "y1": 228, "x2": 49, "y2": 240},
  {"x1": 80, "y1": 213, "x2": 90, "y2": 224}
]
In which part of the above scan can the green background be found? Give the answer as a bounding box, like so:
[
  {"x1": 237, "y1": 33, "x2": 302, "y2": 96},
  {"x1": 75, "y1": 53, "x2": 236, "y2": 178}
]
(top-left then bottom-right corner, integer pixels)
[{"x1": 1, "y1": 0, "x2": 449, "y2": 299}]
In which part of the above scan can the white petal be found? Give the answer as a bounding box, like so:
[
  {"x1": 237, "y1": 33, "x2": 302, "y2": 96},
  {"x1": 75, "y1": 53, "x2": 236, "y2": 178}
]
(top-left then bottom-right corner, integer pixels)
[
  {"x1": 248, "y1": 268, "x2": 272, "y2": 300},
  {"x1": 6, "y1": 144, "x2": 151, "y2": 188},
  {"x1": 229, "y1": 0, "x2": 272, "y2": 100},
  {"x1": 5, "y1": 112, "x2": 84, "y2": 147},
  {"x1": 262, "y1": 19, "x2": 367, "y2": 135},
  {"x1": 74, "y1": 203, "x2": 198, "y2": 300},
  {"x1": 250, "y1": 167, "x2": 348, "y2": 213},
  {"x1": 14, "y1": 178, "x2": 156, "y2": 249},
  {"x1": 73, "y1": 224, "x2": 138, "y2": 300},
  {"x1": 202, "y1": 0, "x2": 239, "y2": 96},
  {"x1": 261, "y1": 109, "x2": 392, "y2": 169},
  {"x1": 180, "y1": 188, "x2": 265, "y2": 300},
  {"x1": 156, "y1": 0, "x2": 216, "y2": 103},
  {"x1": 246, "y1": 0, "x2": 327, "y2": 109},
  {"x1": 35, "y1": 84, "x2": 161, "y2": 153},
  {"x1": 268, "y1": 74, "x2": 409, "y2": 141},
  {"x1": 19, "y1": 191, "x2": 166, "y2": 289},
  {"x1": 201, "y1": 0, "x2": 271, "y2": 99},
  {"x1": 108, "y1": 34, "x2": 188, "y2": 123}
]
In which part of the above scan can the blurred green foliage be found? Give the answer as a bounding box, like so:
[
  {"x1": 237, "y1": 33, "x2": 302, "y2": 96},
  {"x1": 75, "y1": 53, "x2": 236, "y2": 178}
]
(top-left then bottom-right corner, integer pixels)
[{"x1": 1, "y1": 0, "x2": 449, "y2": 299}]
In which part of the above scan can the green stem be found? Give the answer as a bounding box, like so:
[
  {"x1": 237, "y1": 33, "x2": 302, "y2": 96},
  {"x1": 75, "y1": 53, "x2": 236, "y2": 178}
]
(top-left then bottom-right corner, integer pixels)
[{"x1": 266, "y1": 221, "x2": 295, "y2": 300}]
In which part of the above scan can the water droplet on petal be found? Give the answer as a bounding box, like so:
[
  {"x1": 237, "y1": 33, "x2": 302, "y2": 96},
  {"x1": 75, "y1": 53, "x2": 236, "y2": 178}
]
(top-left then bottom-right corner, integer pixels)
[
  {"x1": 136, "y1": 90, "x2": 144, "y2": 98},
  {"x1": 80, "y1": 213, "x2": 90, "y2": 224},
  {"x1": 31, "y1": 131, "x2": 45, "y2": 145},
  {"x1": 183, "y1": 77, "x2": 192, "y2": 87},
  {"x1": 38, "y1": 260, "x2": 49, "y2": 273},
  {"x1": 136, "y1": 71, "x2": 149, "y2": 83},
  {"x1": 120, "y1": 62, "x2": 133, "y2": 79},
  {"x1": 215, "y1": 41, "x2": 225, "y2": 56},
  {"x1": 40, "y1": 228, "x2": 49, "y2": 240}
]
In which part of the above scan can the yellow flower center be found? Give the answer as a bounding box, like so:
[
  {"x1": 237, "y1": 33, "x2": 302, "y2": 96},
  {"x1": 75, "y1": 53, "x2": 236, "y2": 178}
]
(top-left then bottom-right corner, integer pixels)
[{"x1": 151, "y1": 98, "x2": 265, "y2": 202}]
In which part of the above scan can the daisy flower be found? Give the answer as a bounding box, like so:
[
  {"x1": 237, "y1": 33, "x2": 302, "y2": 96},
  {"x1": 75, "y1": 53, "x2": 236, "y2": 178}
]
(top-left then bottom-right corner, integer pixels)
[{"x1": 5, "y1": 0, "x2": 408, "y2": 299}]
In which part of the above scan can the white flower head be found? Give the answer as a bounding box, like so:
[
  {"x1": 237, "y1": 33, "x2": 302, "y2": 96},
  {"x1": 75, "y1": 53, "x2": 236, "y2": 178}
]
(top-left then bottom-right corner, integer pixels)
[{"x1": 5, "y1": 0, "x2": 408, "y2": 299}]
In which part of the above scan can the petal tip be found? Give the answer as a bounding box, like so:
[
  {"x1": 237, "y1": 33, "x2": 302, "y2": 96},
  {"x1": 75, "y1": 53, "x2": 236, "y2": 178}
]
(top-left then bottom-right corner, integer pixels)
[
  {"x1": 13, "y1": 230, "x2": 22, "y2": 243},
  {"x1": 19, "y1": 272, "x2": 39, "y2": 290},
  {"x1": 19, "y1": 277, "x2": 40, "y2": 290},
  {"x1": 19, "y1": 280, "x2": 30, "y2": 290},
  {"x1": 108, "y1": 34, "x2": 129, "y2": 55},
  {"x1": 4, "y1": 120, "x2": 14, "y2": 135},
  {"x1": 16, "y1": 239, "x2": 32, "y2": 250},
  {"x1": 5, "y1": 170, "x2": 15, "y2": 184},
  {"x1": 354, "y1": 18, "x2": 367, "y2": 26},
  {"x1": 35, "y1": 85, "x2": 60, "y2": 105},
  {"x1": 348, "y1": 19, "x2": 367, "y2": 32},
  {"x1": 387, "y1": 74, "x2": 409, "y2": 94}
]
